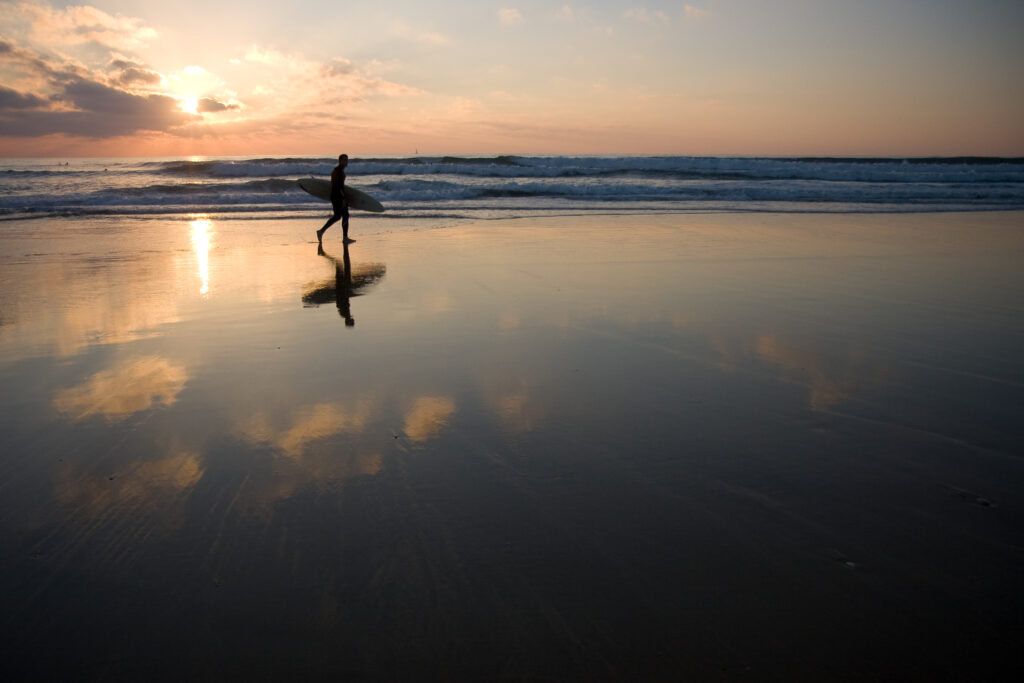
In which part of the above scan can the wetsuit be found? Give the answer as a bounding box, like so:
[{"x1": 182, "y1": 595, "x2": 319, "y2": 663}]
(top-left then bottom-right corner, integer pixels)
[
  {"x1": 319, "y1": 162, "x2": 349, "y2": 240},
  {"x1": 329, "y1": 164, "x2": 349, "y2": 233}
]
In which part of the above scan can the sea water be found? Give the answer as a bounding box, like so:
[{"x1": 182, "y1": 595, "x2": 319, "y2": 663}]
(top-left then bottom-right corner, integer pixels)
[{"x1": 2, "y1": 155, "x2": 1023, "y2": 224}]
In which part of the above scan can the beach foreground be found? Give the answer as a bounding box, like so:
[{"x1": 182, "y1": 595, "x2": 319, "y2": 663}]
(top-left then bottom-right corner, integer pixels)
[{"x1": 1, "y1": 212, "x2": 1023, "y2": 680}]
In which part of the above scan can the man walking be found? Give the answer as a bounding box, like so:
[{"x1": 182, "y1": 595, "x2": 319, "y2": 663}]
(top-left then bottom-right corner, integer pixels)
[{"x1": 317, "y1": 154, "x2": 351, "y2": 243}]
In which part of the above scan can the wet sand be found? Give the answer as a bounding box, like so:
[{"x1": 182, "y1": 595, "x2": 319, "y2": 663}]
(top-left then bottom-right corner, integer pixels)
[{"x1": 1, "y1": 212, "x2": 1023, "y2": 681}]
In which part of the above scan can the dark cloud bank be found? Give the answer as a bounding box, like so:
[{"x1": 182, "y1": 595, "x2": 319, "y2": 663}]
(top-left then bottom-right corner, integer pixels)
[
  {"x1": 1, "y1": 78, "x2": 193, "y2": 137},
  {"x1": 1, "y1": 40, "x2": 234, "y2": 139}
]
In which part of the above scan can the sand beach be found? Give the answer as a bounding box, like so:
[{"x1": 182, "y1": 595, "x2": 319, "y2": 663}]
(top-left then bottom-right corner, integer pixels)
[{"x1": 1, "y1": 211, "x2": 1023, "y2": 680}]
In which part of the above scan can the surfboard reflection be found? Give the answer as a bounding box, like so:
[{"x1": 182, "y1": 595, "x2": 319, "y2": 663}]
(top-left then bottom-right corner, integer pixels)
[{"x1": 303, "y1": 244, "x2": 386, "y2": 327}]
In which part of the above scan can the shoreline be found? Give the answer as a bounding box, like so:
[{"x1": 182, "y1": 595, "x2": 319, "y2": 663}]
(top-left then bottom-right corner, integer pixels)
[{"x1": 4, "y1": 204, "x2": 1024, "y2": 225}]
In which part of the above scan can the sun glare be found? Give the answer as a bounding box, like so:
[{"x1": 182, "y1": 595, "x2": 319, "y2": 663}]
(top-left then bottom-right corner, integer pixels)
[{"x1": 180, "y1": 96, "x2": 199, "y2": 114}]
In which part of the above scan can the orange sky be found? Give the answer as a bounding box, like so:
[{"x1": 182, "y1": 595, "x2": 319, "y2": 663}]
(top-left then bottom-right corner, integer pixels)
[{"x1": 2, "y1": 1, "x2": 1023, "y2": 157}]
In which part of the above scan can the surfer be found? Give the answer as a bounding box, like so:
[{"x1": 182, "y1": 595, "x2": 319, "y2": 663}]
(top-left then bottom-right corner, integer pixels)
[{"x1": 317, "y1": 154, "x2": 350, "y2": 244}]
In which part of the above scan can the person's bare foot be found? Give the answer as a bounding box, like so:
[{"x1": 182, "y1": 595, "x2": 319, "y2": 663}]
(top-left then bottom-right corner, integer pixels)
[
  {"x1": 344, "y1": 237, "x2": 355, "y2": 244},
  {"x1": 316, "y1": 228, "x2": 324, "y2": 243}
]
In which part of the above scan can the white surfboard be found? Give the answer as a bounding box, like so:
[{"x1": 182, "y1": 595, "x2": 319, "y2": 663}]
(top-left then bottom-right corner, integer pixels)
[{"x1": 297, "y1": 177, "x2": 385, "y2": 213}]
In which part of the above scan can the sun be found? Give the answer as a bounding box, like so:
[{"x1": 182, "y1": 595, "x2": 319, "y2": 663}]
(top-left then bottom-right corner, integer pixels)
[{"x1": 180, "y1": 96, "x2": 199, "y2": 114}]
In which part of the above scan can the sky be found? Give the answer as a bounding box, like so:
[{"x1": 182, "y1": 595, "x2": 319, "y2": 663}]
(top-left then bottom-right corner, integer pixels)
[{"x1": 1, "y1": 0, "x2": 1022, "y2": 157}]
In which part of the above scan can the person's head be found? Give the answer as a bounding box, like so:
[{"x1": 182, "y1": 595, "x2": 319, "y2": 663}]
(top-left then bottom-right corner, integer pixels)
[{"x1": 338, "y1": 154, "x2": 348, "y2": 167}]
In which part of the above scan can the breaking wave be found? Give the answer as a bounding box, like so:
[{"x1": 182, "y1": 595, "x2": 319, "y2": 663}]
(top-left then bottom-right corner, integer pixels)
[{"x1": 3, "y1": 155, "x2": 1023, "y2": 220}]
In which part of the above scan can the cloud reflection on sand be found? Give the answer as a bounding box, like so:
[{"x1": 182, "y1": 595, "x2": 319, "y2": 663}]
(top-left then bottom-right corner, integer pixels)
[
  {"x1": 23, "y1": 217, "x2": 909, "y2": 536},
  {"x1": 475, "y1": 369, "x2": 545, "y2": 435},
  {"x1": 403, "y1": 396, "x2": 457, "y2": 442},
  {"x1": 701, "y1": 328, "x2": 893, "y2": 412},
  {"x1": 755, "y1": 333, "x2": 892, "y2": 411},
  {"x1": 54, "y1": 450, "x2": 203, "y2": 525},
  {"x1": 239, "y1": 399, "x2": 375, "y2": 458},
  {"x1": 232, "y1": 400, "x2": 385, "y2": 511},
  {"x1": 53, "y1": 355, "x2": 188, "y2": 420}
]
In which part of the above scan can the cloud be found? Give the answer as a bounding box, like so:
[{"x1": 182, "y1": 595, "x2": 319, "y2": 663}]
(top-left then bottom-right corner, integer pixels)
[
  {"x1": 418, "y1": 32, "x2": 451, "y2": 46},
  {"x1": 2, "y1": 82, "x2": 192, "y2": 137},
  {"x1": 1, "y1": 77, "x2": 192, "y2": 137},
  {"x1": 0, "y1": 40, "x2": 192, "y2": 137},
  {"x1": 499, "y1": 8, "x2": 523, "y2": 26},
  {"x1": 0, "y1": 83, "x2": 47, "y2": 110},
  {"x1": 387, "y1": 21, "x2": 451, "y2": 47},
  {"x1": 684, "y1": 5, "x2": 710, "y2": 19},
  {"x1": 106, "y1": 55, "x2": 165, "y2": 88},
  {"x1": 623, "y1": 7, "x2": 670, "y2": 24},
  {"x1": 2, "y1": 15, "x2": 417, "y2": 147},
  {"x1": 107, "y1": 57, "x2": 138, "y2": 70},
  {"x1": 242, "y1": 44, "x2": 420, "y2": 110},
  {"x1": 323, "y1": 58, "x2": 355, "y2": 77},
  {"x1": 243, "y1": 45, "x2": 286, "y2": 66},
  {"x1": 0, "y1": 37, "x2": 87, "y2": 82},
  {"x1": 8, "y1": 1, "x2": 158, "y2": 52},
  {"x1": 196, "y1": 97, "x2": 238, "y2": 113},
  {"x1": 116, "y1": 66, "x2": 164, "y2": 86},
  {"x1": 547, "y1": 5, "x2": 611, "y2": 35},
  {"x1": 362, "y1": 58, "x2": 404, "y2": 77}
]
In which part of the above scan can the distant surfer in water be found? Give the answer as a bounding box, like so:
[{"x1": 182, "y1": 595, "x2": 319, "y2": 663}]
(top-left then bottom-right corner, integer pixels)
[{"x1": 317, "y1": 154, "x2": 350, "y2": 244}]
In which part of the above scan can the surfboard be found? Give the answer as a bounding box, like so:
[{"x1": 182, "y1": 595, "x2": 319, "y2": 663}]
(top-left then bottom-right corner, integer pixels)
[{"x1": 297, "y1": 177, "x2": 385, "y2": 213}]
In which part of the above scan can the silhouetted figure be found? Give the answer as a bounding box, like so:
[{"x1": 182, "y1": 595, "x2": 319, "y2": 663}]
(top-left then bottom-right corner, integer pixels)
[
  {"x1": 317, "y1": 154, "x2": 350, "y2": 244},
  {"x1": 303, "y1": 243, "x2": 387, "y2": 328}
]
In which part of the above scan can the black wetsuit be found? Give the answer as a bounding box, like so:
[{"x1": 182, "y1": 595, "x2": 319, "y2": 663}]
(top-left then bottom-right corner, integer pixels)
[
  {"x1": 318, "y1": 163, "x2": 350, "y2": 241},
  {"x1": 329, "y1": 165, "x2": 349, "y2": 233}
]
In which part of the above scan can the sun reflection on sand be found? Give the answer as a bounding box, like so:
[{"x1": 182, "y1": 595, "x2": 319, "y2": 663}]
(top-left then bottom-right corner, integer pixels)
[
  {"x1": 190, "y1": 217, "x2": 214, "y2": 295},
  {"x1": 53, "y1": 356, "x2": 188, "y2": 420}
]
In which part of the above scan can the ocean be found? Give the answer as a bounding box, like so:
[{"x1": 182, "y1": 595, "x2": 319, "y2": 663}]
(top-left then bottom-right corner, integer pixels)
[{"x1": 2, "y1": 155, "x2": 1024, "y2": 223}]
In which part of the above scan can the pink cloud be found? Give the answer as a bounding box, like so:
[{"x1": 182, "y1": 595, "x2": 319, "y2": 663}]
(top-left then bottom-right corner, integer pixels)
[
  {"x1": 684, "y1": 5, "x2": 710, "y2": 20},
  {"x1": 18, "y1": 2, "x2": 158, "y2": 52}
]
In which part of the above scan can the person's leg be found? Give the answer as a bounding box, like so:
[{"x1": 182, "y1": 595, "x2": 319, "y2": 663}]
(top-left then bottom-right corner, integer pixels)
[
  {"x1": 316, "y1": 217, "x2": 333, "y2": 242},
  {"x1": 341, "y1": 207, "x2": 350, "y2": 242},
  {"x1": 318, "y1": 206, "x2": 342, "y2": 242}
]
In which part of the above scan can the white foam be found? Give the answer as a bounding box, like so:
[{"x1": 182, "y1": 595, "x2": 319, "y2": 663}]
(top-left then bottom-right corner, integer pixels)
[{"x1": 2, "y1": 155, "x2": 1022, "y2": 220}]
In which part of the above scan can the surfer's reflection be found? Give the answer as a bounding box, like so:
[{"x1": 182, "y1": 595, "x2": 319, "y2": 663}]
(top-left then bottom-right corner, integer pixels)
[{"x1": 303, "y1": 243, "x2": 386, "y2": 327}]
